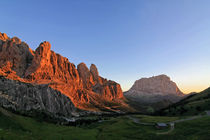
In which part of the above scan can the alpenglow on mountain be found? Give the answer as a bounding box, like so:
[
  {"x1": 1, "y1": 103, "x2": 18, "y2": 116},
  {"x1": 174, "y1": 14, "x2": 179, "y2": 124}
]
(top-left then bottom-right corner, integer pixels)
[{"x1": 0, "y1": 32, "x2": 131, "y2": 116}]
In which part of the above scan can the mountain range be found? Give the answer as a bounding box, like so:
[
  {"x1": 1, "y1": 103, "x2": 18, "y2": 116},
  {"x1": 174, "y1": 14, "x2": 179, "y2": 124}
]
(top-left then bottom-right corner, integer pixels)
[
  {"x1": 0, "y1": 32, "x2": 132, "y2": 118},
  {"x1": 0, "y1": 32, "x2": 201, "y2": 119}
]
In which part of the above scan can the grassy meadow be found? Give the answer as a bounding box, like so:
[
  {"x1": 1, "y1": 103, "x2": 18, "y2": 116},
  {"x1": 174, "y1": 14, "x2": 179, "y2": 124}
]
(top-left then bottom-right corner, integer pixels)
[{"x1": 0, "y1": 108, "x2": 210, "y2": 140}]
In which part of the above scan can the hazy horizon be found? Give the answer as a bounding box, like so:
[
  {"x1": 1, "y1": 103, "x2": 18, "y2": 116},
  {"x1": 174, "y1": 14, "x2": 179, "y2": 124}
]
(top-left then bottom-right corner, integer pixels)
[{"x1": 1, "y1": 0, "x2": 210, "y2": 93}]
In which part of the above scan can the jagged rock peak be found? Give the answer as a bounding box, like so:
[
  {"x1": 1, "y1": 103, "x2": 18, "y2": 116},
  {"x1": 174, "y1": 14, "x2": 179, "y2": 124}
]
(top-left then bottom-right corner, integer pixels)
[
  {"x1": 11, "y1": 37, "x2": 21, "y2": 44},
  {"x1": 0, "y1": 33, "x2": 21, "y2": 44},
  {"x1": 90, "y1": 64, "x2": 103, "y2": 84},
  {"x1": 0, "y1": 32, "x2": 9, "y2": 41},
  {"x1": 36, "y1": 41, "x2": 51, "y2": 55},
  {"x1": 77, "y1": 63, "x2": 94, "y2": 89},
  {"x1": 77, "y1": 62, "x2": 88, "y2": 69},
  {"x1": 77, "y1": 63, "x2": 90, "y2": 76},
  {"x1": 77, "y1": 63, "x2": 100, "y2": 83},
  {"x1": 90, "y1": 64, "x2": 99, "y2": 77},
  {"x1": 0, "y1": 34, "x2": 34, "y2": 77},
  {"x1": 0, "y1": 32, "x2": 126, "y2": 112}
]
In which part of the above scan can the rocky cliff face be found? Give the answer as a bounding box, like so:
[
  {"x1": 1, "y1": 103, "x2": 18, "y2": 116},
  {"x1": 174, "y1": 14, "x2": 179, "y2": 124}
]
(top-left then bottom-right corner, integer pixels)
[
  {"x1": 0, "y1": 35, "x2": 34, "y2": 77},
  {"x1": 0, "y1": 32, "x2": 126, "y2": 112},
  {"x1": 129, "y1": 75, "x2": 183, "y2": 96},
  {"x1": 124, "y1": 75, "x2": 184, "y2": 112},
  {"x1": 0, "y1": 76, "x2": 77, "y2": 118}
]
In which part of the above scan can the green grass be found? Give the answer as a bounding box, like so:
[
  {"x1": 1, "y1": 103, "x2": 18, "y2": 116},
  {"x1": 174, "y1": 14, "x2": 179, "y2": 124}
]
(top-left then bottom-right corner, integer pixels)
[
  {"x1": 157, "y1": 116, "x2": 210, "y2": 140},
  {"x1": 158, "y1": 87, "x2": 210, "y2": 116},
  {"x1": 0, "y1": 108, "x2": 210, "y2": 140},
  {"x1": 134, "y1": 115, "x2": 181, "y2": 123}
]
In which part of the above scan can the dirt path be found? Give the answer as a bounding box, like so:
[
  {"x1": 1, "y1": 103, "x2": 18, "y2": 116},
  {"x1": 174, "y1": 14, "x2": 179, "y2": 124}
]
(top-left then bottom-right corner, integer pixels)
[
  {"x1": 157, "y1": 115, "x2": 204, "y2": 135},
  {"x1": 127, "y1": 115, "x2": 207, "y2": 135}
]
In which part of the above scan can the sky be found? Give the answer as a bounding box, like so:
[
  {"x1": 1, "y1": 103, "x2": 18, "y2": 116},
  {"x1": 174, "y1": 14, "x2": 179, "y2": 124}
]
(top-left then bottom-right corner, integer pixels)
[{"x1": 1, "y1": 0, "x2": 210, "y2": 93}]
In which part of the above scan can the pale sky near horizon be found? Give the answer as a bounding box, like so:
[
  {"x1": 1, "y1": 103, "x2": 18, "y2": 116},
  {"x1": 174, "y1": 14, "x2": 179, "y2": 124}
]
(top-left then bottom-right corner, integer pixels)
[{"x1": 1, "y1": 0, "x2": 210, "y2": 93}]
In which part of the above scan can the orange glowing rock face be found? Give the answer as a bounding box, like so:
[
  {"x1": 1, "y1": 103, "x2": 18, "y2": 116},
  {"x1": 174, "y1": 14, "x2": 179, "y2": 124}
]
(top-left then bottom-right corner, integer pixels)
[{"x1": 0, "y1": 32, "x2": 126, "y2": 111}]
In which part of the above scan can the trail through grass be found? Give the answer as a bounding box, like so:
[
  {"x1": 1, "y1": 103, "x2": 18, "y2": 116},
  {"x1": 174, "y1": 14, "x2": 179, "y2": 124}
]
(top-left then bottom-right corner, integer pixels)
[{"x1": 0, "y1": 109, "x2": 209, "y2": 140}]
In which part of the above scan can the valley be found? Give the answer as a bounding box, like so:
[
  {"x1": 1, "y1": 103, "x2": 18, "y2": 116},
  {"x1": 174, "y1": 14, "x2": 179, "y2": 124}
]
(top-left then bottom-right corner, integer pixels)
[
  {"x1": 0, "y1": 32, "x2": 210, "y2": 140},
  {"x1": 0, "y1": 107, "x2": 209, "y2": 140},
  {"x1": 1, "y1": 1, "x2": 210, "y2": 139}
]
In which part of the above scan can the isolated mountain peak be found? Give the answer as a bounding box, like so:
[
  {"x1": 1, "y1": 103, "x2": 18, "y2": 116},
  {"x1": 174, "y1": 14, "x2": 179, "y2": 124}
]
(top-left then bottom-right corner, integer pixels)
[
  {"x1": 130, "y1": 74, "x2": 183, "y2": 96},
  {"x1": 124, "y1": 74, "x2": 184, "y2": 111}
]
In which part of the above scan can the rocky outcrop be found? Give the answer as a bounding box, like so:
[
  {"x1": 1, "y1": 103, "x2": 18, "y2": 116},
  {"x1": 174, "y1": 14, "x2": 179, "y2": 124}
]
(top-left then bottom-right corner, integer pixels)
[
  {"x1": 129, "y1": 75, "x2": 183, "y2": 96},
  {"x1": 77, "y1": 63, "x2": 123, "y2": 100},
  {"x1": 0, "y1": 35, "x2": 34, "y2": 77},
  {"x1": 0, "y1": 33, "x2": 9, "y2": 41},
  {"x1": 90, "y1": 64, "x2": 102, "y2": 84},
  {"x1": 77, "y1": 63, "x2": 94, "y2": 89},
  {"x1": 0, "y1": 76, "x2": 77, "y2": 118},
  {"x1": 124, "y1": 75, "x2": 185, "y2": 112},
  {"x1": 0, "y1": 32, "x2": 126, "y2": 112},
  {"x1": 25, "y1": 41, "x2": 81, "y2": 84},
  {"x1": 92, "y1": 80, "x2": 124, "y2": 100}
]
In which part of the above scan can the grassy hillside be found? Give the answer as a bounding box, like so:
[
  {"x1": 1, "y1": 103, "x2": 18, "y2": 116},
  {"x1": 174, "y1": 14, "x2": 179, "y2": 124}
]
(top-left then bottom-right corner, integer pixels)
[
  {"x1": 157, "y1": 87, "x2": 210, "y2": 116},
  {"x1": 0, "y1": 107, "x2": 210, "y2": 140}
]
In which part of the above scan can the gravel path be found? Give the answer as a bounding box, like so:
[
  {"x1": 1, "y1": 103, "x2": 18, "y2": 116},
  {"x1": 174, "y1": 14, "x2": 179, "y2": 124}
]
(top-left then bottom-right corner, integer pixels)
[
  {"x1": 157, "y1": 115, "x2": 204, "y2": 135},
  {"x1": 127, "y1": 114, "x2": 207, "y2": 135}
]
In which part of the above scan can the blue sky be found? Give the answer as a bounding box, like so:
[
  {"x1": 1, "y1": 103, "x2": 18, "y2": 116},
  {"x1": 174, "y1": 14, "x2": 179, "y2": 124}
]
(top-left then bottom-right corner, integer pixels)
[{"x1": 1, "y1": 0, "x2": 210, "y2": 93}]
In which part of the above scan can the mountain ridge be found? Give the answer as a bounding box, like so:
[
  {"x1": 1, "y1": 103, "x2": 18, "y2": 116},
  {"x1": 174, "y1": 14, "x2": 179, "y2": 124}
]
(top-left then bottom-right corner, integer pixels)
[{"x1": 0, "y1": 32, "x2": 131, "y2": 113}]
